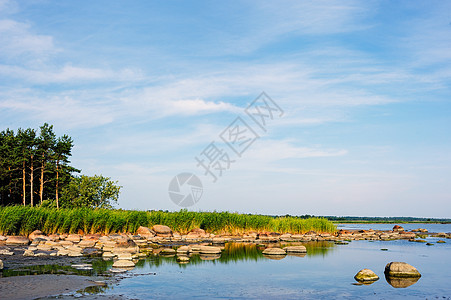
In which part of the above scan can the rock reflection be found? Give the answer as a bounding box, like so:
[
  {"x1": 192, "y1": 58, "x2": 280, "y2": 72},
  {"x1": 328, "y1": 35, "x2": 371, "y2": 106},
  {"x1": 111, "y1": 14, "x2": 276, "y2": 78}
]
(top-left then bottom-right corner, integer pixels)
[{"x1": 385, "y1": 274, "x2": 421, "y2": 288}]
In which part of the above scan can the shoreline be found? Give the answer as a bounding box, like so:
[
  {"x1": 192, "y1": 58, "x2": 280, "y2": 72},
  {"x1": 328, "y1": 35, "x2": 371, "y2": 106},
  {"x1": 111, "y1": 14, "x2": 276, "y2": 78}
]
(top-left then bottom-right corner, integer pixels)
[
  {"x1": 0, "y1": 274, "x2": 111, "y2": 300},
  {"x1": 0, "y1": 224, "x2": 449, "y2": 299}
]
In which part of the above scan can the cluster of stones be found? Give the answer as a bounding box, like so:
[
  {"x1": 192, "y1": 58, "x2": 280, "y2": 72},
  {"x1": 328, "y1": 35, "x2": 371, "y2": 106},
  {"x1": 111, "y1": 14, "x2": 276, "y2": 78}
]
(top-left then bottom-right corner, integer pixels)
[
  {"x1": 0, "y1": 224, "x2": 449, "y2": 272},
  {"x1": 354, "y1": 262, "x2": 422, "y2": 288}
]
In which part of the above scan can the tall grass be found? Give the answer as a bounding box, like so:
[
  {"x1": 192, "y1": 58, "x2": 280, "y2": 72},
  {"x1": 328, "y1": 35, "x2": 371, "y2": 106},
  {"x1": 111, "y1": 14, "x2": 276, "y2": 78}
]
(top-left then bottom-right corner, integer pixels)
[{"x1": 0, "y1": 206, "x2": 336, "y2": 236}]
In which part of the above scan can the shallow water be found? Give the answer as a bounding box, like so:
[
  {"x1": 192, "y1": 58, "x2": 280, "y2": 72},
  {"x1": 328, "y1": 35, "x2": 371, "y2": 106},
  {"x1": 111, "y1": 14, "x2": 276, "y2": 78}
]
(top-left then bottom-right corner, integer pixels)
[{"x1": 98, "y1": 237, "x2": 451, "y2": 299}]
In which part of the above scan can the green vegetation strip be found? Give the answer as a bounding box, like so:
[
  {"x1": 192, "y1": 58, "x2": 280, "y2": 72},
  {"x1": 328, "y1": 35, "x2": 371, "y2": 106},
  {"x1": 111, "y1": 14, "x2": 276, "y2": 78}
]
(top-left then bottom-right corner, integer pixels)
[{"x1": 0, "y1": 206, "x2": 336, "y2": 236}]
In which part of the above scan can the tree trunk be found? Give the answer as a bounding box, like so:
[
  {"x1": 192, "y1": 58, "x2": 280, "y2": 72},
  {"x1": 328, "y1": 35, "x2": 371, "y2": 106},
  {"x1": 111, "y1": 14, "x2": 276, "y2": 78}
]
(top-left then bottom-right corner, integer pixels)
[
  {"x1": 56, "y1": 159, "x2": 59, "y2": 209},
  {"x1": 8, "y1": 166, "x2": 12, "y2": 200},
  {"x1": 22, "y1": 159, "x2": 26, "y2": 206},
  {"x1": 30, "y1": 153, "x2": 34, "y2": 207},
  {"x1": 39, "y1": 153, "x2": 45, "y2": 205}
]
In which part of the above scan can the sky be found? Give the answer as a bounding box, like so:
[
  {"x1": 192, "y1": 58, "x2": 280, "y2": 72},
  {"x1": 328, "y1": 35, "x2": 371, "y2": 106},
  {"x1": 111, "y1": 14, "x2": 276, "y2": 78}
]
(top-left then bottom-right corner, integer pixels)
[{"x1": 0, "y1": 0, "x2": 450, "y2": 217}]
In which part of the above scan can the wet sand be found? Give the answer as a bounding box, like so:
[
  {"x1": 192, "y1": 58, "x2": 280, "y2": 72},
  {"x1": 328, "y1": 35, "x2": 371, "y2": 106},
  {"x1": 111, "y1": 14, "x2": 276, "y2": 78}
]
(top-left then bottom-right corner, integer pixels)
[{"x1": 0, "y1": 274, "x2": 112, "y2": 300}]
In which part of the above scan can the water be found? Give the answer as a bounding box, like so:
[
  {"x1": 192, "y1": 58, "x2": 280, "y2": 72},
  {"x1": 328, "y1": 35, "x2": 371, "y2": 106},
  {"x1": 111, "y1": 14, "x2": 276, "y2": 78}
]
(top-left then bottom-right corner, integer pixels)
[
  {"x1": 337, "y1": 223, "x2": 451, "y2": 233},
  {"x1": 96, "y1": 235, "x2": 451, "y2": 299}
]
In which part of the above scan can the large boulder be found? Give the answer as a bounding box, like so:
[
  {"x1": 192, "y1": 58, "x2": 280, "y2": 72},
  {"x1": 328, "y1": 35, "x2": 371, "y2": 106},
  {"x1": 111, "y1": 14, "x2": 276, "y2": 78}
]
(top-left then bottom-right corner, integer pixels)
[
  {"x1": 392, "y1": 225, "x2": 404, "y2": 232},
  {"x1": 6, "y1": 236, "x2": 29, "y2": 246},
  {"x1": 28, "y1": 230, "x2": 45, "y2": 240},
  {"x1": 354, "y1": 269, "x2": 379, "y2": 282},
  {"x1": 152, "y1": 225, "x2": 172, "y2": 237},
  {"x1": 384, "y1": 262, "x2": 421, "y2": 278},
  {"x1": 136, "y1": 226, "x2": 155, "y2": 237}
]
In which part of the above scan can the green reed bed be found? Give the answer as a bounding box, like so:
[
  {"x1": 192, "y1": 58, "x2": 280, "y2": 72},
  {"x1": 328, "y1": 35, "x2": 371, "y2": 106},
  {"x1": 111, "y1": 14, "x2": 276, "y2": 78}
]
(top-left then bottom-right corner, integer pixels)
[{"x1": 0, "y1": 206, "x2": 336, "y2": 236}]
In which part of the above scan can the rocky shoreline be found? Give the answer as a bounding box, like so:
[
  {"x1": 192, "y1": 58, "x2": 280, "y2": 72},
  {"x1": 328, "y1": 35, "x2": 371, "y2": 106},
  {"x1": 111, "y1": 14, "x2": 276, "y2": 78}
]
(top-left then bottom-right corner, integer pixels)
[
  {"x1": 0, "y1": 224, "x2": 449, "y2": 299},
  {"x1": 1, "y1": 225, "x2": 450, "y2": 267}
]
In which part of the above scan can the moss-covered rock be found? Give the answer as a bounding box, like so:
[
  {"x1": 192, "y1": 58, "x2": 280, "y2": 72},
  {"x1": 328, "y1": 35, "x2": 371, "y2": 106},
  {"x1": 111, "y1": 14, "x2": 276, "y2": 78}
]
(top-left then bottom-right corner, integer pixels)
[{"x1": 354, "y1": 269, "x2": 379, "y2": 282}]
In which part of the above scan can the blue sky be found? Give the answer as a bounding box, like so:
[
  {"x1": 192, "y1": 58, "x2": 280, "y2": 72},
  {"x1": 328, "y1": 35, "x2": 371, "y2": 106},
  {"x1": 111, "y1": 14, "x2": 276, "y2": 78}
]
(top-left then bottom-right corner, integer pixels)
[{"x1": 1, "y1": 0, "x2": 450, "y2": 217}]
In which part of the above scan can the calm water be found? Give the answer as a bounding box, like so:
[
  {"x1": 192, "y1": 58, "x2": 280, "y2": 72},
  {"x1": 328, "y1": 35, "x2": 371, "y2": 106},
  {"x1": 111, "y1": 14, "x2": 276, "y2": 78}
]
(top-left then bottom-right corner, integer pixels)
[
  {"x1": 94, "y1": 226, "x2": 451, "y2": 299},
  {"x1": 338, "y1": 223, "x2": 451, "y2": 233}
]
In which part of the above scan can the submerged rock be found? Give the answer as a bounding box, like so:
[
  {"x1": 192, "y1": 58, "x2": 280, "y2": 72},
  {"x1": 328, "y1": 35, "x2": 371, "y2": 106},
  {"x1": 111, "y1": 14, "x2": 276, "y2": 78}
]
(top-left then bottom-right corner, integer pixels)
[
  {"x1": 384, "y1": 262, "x2": 421, "y2": 278},
  {"x1": 354, "y1": 269, "x2": 379, "y2": 282}
]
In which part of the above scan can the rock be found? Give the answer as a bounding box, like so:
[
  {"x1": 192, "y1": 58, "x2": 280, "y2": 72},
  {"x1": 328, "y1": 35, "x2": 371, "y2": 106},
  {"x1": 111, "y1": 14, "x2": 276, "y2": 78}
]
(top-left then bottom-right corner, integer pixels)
[
  {"x1": 437, "y1": 240, "x2": 446, "y2": 243},
  {"x1": 136, "y1": 226, "x2": 155, "y2": 237},
  {"x1": 392, "y1": 225, "x2": 404, "y2": 232},
  {"x1": 71, "y1": 264, "x2": 93, "y2": 271},
  {"x1": 78, "y1": 240, "x2": 96, "y2": 248},
  {"x1": 83, "y1": 234, "x2": 101, "y2": 241},
  {"x1": 262, "y1": 248, "x2": 286, "y2": 255},
  {"x1": 0, "y1": 259, "x2": 3, "y2": 270},
  {"x1": 48, "y1": 234, "x2": 60, "y2": 241},
  {"x1": 199, "y1": 246, "x2": 222, "y2": 254},
  {"x1": 0, "y1": 249, "x2": 14, "y2": 255},
  {"x1": 187, "y1": 228, "x2": 207, "y2": 237},
  {"x1": 284, "y1": 246, "x2": 307, "y2": 253},
  {"x1": 0, "y1": 235, "x2": 7, "y2": 241},
  {"x1": 102, "y1": 252, "x2": 115, "y2": 259},
  {"x1": 109, "y1": 268, "x2": 128, "y2": 273},
  {"x1": 177, "y1": 256, "x2": 190, "y2": 263},
  {"x1": 57, "y1": 249, "x2": 70, "y2": 256},
  {"x1": 152, "y1": 225, "x2": 172, "y2": 237},
  {"x1": 384, "y1": 262, "x2": 421, "y2": 278},
  {"x1": 117, "y1": 253, "x2": 133, "y2": 260},
  {"x1": 28, "y1": 230, "x2": 45, "y2": 240},
  {"x1": 354, "y1": 269, "x2": 379, "y2": 282},
  {"x1": 176, "y1": 246, "x2": 191, "y2": 254},
  {"x1": 82, "y1": 248, "x2": 102, "y2": 256},
  {"x1": 23, "y1": 250, "x2": 35, "y2": 256},
  {"x1": 112, "y1": 259, "x2": 135, "y2": 268},
  {"x1": 5, "y1": 236, "x2": 29, "y2": 246},
  {"x1": 160, "y1": 248, "x2": 176, "y2": 255},
  {"x1": 426, "y1": 243, "x2": 434, "y2": 246},
  {"x1": 66, "y1": 234, "x2": 81, "y2": 243}
]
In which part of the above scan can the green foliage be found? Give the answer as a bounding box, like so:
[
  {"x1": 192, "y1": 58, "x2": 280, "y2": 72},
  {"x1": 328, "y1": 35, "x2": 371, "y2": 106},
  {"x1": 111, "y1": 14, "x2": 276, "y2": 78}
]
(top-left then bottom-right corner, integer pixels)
[
  {"x1": 0, "y1": 206, "x2": 336, "y2": 236},
  {"x1": 0, "y1": 124, "x2": 78, "y2": 206},
  {"x1": 60, "y1": 175, "x2": 121, "y2": 209}
]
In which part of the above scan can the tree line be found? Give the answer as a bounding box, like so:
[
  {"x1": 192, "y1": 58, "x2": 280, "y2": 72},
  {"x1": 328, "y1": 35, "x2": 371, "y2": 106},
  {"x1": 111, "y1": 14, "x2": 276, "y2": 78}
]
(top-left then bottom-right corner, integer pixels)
[{"x1": 0, "y1": 124, "x2": 120, "y2": 209}]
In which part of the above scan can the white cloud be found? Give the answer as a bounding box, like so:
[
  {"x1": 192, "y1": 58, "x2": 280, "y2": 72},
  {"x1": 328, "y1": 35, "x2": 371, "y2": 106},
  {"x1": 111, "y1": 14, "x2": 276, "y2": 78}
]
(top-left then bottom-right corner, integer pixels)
[
  {"x1": 0, "y1": 64, "x2": 144, "y2": 84},
  {"x1": 0, "y1": 19, "x2": 56, "y2": 59}
]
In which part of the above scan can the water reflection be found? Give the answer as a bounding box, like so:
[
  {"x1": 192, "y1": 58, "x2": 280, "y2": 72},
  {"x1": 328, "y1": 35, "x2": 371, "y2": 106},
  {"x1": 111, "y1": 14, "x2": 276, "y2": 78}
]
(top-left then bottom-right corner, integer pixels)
[
  {"x1": 385, "y1": 274, "x2": 421, "y2": 288},
  {"x1": 0, "y1": 242, "x2": 335, "y2": 277}
]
